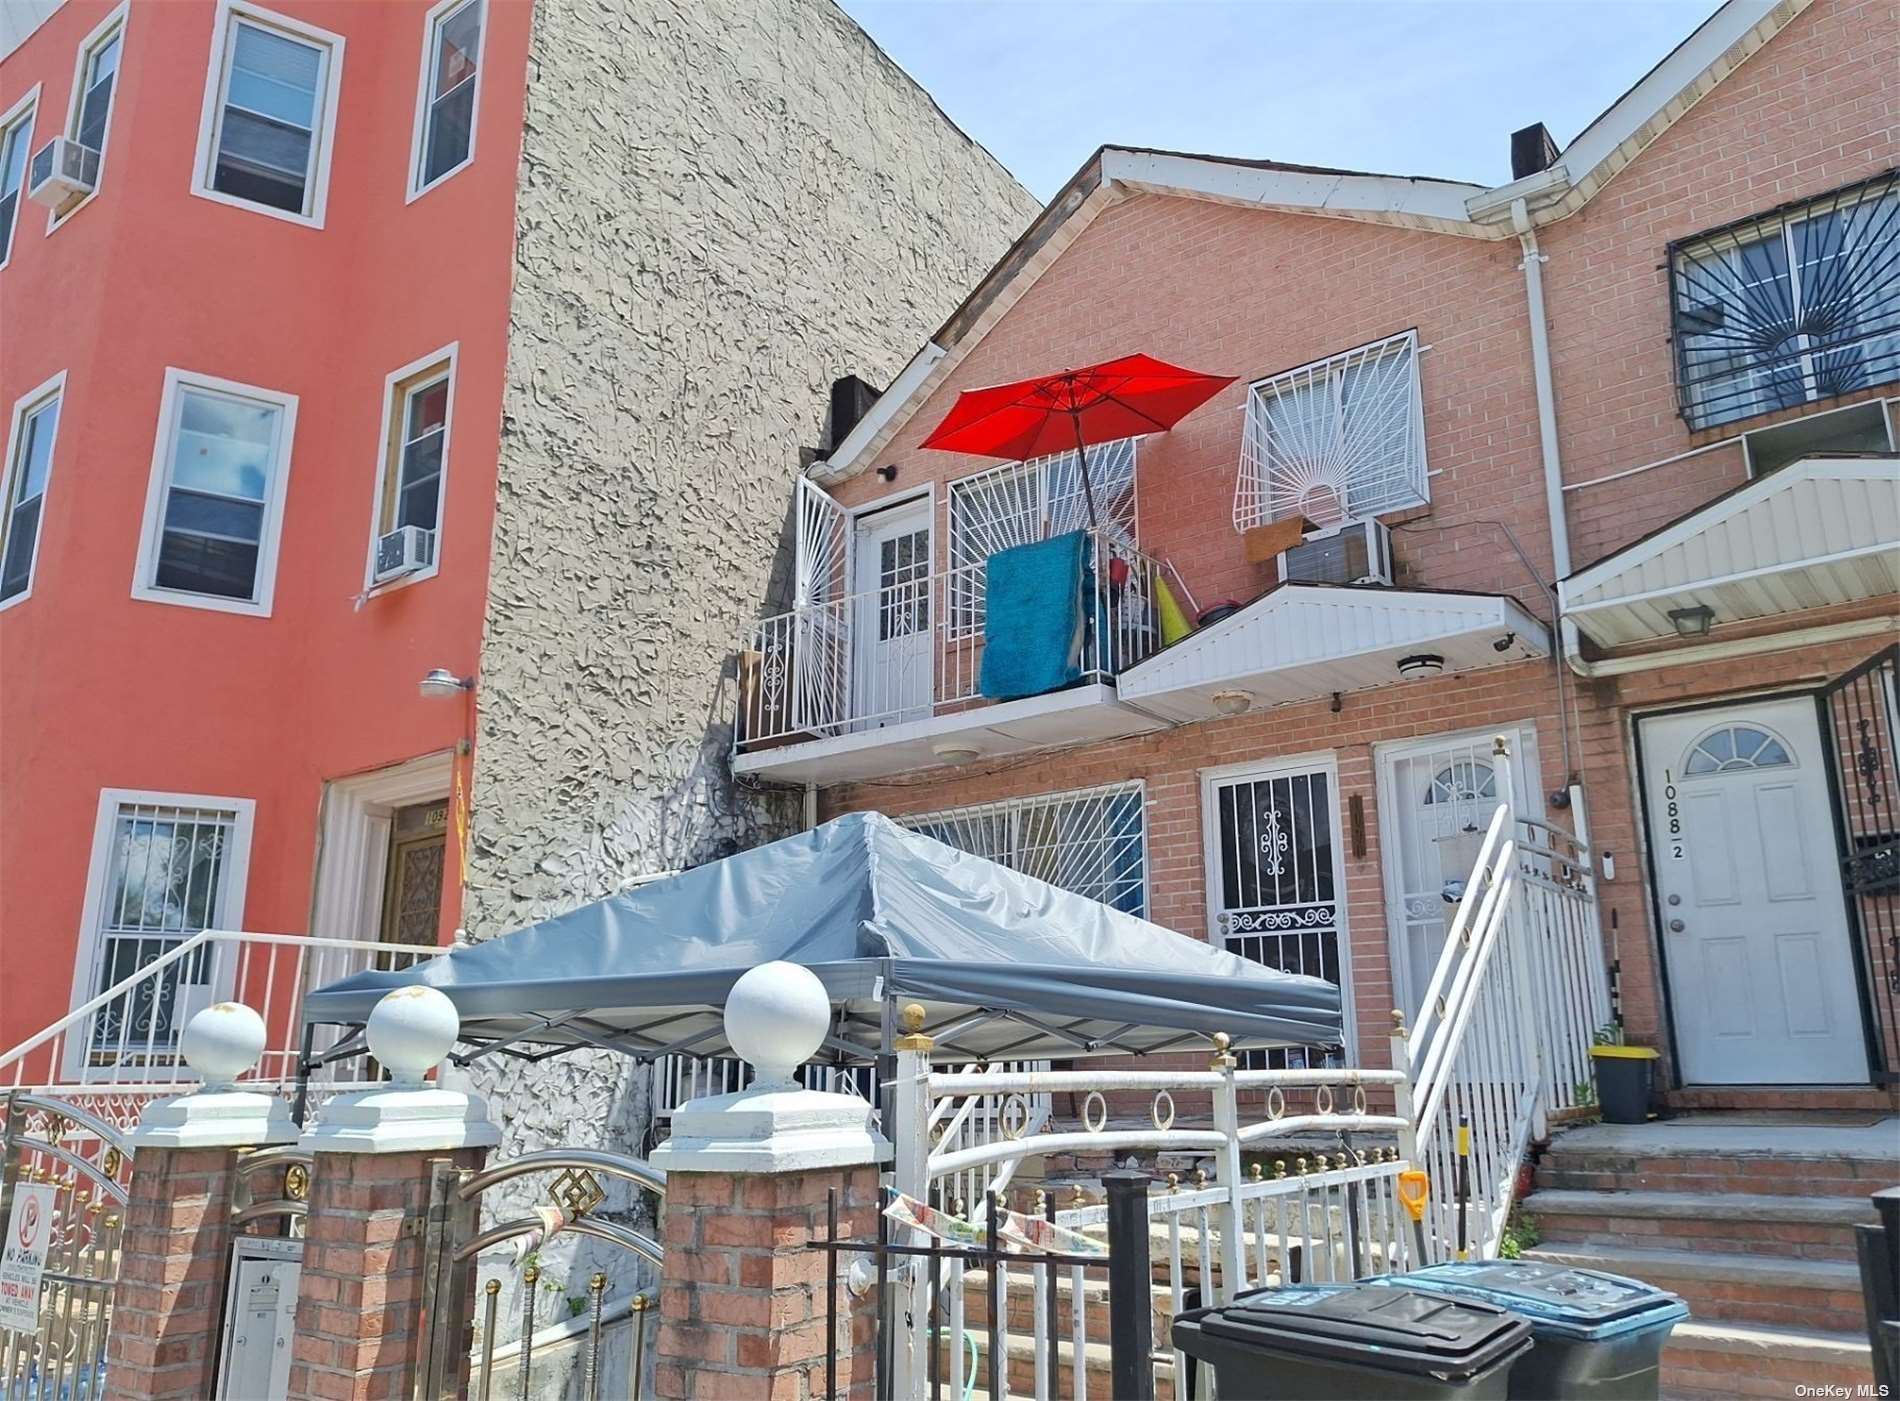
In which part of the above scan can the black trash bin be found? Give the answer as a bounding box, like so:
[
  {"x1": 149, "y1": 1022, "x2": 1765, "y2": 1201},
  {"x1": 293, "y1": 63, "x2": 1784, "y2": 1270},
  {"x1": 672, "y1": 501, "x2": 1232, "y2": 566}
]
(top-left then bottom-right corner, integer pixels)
[
  {"x1": 1172, "y1": 1282, "x2": 1533, "y2": 1400},
  {"x1": 1380, "y1": 1261, "x2": 1688, "y2": 1399}
]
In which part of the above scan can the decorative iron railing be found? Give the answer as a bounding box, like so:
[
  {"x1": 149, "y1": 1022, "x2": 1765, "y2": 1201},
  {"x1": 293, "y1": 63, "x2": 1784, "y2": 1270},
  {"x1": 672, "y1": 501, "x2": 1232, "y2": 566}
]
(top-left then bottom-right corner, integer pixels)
[{"x1": 736, "y1": 529, "x2": 1165, "y2": 751}]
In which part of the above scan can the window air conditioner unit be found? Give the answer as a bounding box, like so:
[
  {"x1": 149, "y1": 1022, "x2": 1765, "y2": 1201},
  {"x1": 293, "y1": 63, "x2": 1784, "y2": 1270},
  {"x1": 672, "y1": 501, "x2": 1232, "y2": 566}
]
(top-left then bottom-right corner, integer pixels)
[
  {"x1": 27, "y1": 138, "x2": 99, "y2": 210},
  {"x1": 373, "y1": 525, "x2": 436, "y2": 582},
  {"x1": 1278, "y1": 519, "x2": 1393, "y2": 587}
]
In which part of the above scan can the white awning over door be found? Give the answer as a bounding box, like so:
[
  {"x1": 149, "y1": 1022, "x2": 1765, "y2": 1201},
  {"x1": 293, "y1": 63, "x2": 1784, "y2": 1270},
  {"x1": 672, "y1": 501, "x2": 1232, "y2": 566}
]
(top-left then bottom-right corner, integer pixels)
[
  {"x1": 1559, "y1": 455, "x2": 1900, "y2": 649},
  {"x1": 1115, "y1": 583, "x2": 1549, "y2": 723}
]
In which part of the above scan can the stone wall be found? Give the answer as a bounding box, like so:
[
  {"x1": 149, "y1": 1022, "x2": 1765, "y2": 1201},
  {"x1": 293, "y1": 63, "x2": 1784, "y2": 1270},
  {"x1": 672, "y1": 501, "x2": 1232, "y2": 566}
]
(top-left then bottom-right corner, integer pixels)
[{"x1": 460, "y1": 0, "x2": 1035, "y2": 1276}]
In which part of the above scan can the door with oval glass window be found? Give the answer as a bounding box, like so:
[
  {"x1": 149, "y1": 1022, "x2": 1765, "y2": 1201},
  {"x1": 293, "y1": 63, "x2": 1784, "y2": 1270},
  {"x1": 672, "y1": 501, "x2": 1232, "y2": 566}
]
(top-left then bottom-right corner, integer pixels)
[{"x1": 1639, "y1": 698, "x2": 1868, "y2": 1084}]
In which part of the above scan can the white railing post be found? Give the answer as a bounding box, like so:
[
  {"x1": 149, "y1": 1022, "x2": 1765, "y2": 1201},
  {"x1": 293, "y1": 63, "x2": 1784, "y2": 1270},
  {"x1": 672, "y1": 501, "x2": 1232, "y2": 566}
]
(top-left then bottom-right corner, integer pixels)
[
  {"x1": 890, "y1": 1005, "x2": 933, "y2": 1401},
  {"x1": 1209, "y1": 1033, "x2": 1247, "y2": 1303}
]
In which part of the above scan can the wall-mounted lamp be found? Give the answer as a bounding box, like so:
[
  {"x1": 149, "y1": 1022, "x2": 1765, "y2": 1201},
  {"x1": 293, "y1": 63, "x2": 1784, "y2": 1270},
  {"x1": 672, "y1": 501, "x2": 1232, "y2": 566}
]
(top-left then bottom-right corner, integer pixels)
[
  {"x1": 1396, "y1": 653, "x2": 1445, "y2": 678},
  {"x1": 419, "y1": 668, "x2": 476, "y2": 699},
  {"x1": 876, "y1": 464, "x2": 899, "y2": 482},
  {"x1": 1667, "y1": 604, "x2": 1714, "y2": 639},
  {"x1": 1210, "y1": 689, "x2": 1253, "y2": 717}
]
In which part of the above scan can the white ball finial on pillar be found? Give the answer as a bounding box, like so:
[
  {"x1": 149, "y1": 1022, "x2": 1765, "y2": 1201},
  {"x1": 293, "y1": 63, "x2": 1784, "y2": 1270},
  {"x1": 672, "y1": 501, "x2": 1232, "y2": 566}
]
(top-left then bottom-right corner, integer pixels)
[
  {"x1": 365, "y1": 986, "x2": 461, "y2": 1086},
  {"x1": 131, "y1": 1002, "x2": 296, "y2": 1148},
  {"x1": 724, "y1": 961, "x2": 829, "y2": 1086},
  {"x1": 181, "y1": 1002, "x2": 266, "y2": 1090}
]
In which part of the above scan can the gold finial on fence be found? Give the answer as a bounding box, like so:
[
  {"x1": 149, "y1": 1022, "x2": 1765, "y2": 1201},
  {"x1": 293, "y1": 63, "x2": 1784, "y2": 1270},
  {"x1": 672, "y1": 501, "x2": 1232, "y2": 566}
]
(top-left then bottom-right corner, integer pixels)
[
  {"x1": 894, "y1": 1003, "x2": 934, "y2": 1054},
  {"x1": 1354, "y1": 1150, "x2": 1367, "y2": 1167},
  {"x1": 1033, "y1": 1189, "x2": 1047, "y2": 1215},
  {"x1": 1166, "y1": 1173, "x2": 1180, "y2": 1192},
  {"x1": 1071, "y1": 1185, "x2": 1087, "y2": 1209},
  {"x1": 1390, "y1": 1008, "x2": 1408, "y2": 1040},
  {"x1": 1249, "y1": 1163, "x2": 1263, "y2": 1182},
  {"x1": 591, "y1": 1272, "x2": 607, "y2": 1293},
  {"x1": 1333, "y1": 1153, "x2": 1349, "y2": 1172},
  {"x1": 486, "y1": 1279, "x2": 501, "y2": 1297},
  {"x1": 1193, "y1": 1168, "x2": 1208, "y2": 1189},
  {"x1": 1273, "y1": 1160, "x2": 1287, "y2": 1179},
  {"x1": 1294, "y1": 1156, "x2": 1308, "y2": 1176},
  {"x1": 630, "y1": 1293, "x2": 651, "y2": 1314},
  {"x1": 523, "y1": 1264, "x2": 540, "y2": 1287},
  {"x1": 1210, "y1": 1031, "x2": 1237, "y2": 1072},
  {"x1": 953, "y1": 1197, "x2": 967, "y2": 1218}
]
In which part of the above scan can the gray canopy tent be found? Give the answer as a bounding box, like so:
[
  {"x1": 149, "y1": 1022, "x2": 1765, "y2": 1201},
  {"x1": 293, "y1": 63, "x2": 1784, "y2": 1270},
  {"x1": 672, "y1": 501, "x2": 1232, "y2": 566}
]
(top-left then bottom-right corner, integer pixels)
[{"x1": 300, "y1": 811, "x2": 1340, "y2": 1079}]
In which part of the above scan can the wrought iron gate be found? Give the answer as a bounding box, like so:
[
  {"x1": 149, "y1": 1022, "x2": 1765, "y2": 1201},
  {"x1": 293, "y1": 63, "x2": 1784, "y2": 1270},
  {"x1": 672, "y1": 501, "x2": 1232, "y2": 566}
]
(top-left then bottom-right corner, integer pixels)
[
  {"x1": 0, "y1": 1093, "x2": 132, "y2": 1401},
  {"x1": 415, "y1": 1147, "x2": 665, "y2": 1401},
  {"x1": 1821, "y1": 644, "x2": 1900, "y2": 1083}
]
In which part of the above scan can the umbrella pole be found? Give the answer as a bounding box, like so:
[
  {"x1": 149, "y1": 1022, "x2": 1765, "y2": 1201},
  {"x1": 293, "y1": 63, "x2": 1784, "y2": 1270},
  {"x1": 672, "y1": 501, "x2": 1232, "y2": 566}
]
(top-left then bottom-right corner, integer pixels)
[{"x1": 1068, "y1": 412, "x2": 1100, "y2": 530}]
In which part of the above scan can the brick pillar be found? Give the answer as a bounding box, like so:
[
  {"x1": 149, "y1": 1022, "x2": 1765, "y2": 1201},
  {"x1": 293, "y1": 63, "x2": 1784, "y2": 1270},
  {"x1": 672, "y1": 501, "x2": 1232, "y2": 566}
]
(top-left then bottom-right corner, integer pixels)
[
  {"x1": 104, "y1": 1147, "x2": 241, "y2": 1401},
  {"x1": 654, "y1": 1164, "x2": 880, "y2": 1400},
  {"x1": 286, "y1": 1146, "x2": 488, "y2": 1401}
]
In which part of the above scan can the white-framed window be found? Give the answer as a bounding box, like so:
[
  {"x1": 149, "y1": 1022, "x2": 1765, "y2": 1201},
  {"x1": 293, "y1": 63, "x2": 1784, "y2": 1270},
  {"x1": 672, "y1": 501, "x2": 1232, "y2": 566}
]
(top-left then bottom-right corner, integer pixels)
[
  {"x1": 1672, "y1": 169, "x2": 1900, "y2": 431},
  {"x1": 900, "y1": 780, "x2": 1148, "y2": 917},
  {"x1": 364, "y1": 344, "x2": 457, "y2": 590},
  {"x1": 68, "y1": 789, "x2": 253, "y2": 1075},
  {"x1": 0, "y1": 85, "x2": 38, "y2": 268},
  {"x1": 945, "y1": 437, "x2": 1138, "y2": 634},
  {"x1": 47, "y1": 3, "x2": 126, "y2": 230},
  {"x1": 408, "y1": 0, "x2": 483, "y2": 199},
  {"x1": 191, "y1": 0, "x2": 345, "y2": 226},
  {"x1": 133, "y1": 369, "x2": 297, "y2": 616},
  {"x1": 0, "y1": 370, "x2": 64, "y2": 610},
  {"x1": 1234, "y1": 328, "x2": 1427, "y2": 531}
]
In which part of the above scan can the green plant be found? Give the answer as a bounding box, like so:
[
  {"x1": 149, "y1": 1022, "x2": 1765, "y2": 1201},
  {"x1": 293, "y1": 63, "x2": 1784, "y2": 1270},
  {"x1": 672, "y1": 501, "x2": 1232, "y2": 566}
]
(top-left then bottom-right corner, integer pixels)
[
  {"x1": 567, "y1": 1296, "x2": 587, "y2": 1318},
  {"x1": 1572, "y1": 1078, "x2": 1598, "y2": 1109},
  {"x1": 1498, "y1": 1208, "x2": 1541, "y2": 1260},
  {"x1": 1591, "y1": 1021, "x2": 1625, "y2": 1047}
]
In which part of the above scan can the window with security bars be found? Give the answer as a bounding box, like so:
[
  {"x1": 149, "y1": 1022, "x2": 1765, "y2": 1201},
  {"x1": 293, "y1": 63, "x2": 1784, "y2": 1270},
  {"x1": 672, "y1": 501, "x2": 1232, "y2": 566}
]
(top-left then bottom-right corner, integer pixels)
[
  {"x1": 946, "y1": 438, "x2": 1137, "y2": 635},
  {"x1": 900, "y1": 781, "x2": 1147, "y2": 917},
  {"x1": 85, "y1": 801, "x2": 240, "y2": 1060},
  {"x1": 1234, "y1": 329, "x2": 1426, "y2": 531},
  {"x1": 1671, "y1": 169, "x2": 1900, "y2": 431}
]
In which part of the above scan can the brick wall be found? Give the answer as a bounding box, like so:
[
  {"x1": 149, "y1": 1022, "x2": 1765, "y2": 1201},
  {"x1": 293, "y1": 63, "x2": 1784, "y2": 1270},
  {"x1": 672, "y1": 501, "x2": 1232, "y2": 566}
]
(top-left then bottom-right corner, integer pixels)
[
  {"x1": 106, "y1": 1147, "x2": 236, "y2": 1401},
  {"x1": 828, "y1": 192, "x2": 1555, "y2": 618},
  {"x1": 655, "y1": 1166, "x2": 880, "y2": 1400},
  {"x1": 1543, "y1": 0, "x2": 1900, "y2": 568}
]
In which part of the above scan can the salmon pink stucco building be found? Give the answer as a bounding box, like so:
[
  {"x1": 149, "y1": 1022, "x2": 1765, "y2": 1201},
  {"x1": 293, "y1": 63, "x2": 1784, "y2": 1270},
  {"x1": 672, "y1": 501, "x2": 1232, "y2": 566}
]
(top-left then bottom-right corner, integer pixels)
[{"x1": 0, "y1": 0, "x2": 1036, "y2": 1085}]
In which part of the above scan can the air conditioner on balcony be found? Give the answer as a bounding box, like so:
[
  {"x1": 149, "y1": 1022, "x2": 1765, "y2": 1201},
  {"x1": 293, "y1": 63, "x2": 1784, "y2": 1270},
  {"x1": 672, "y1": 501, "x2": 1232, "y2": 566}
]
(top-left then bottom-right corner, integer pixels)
[
  {"x1": 1278, "y1": 519, "x2": 1393, "y2": 587},
  {"x1": 26, "y1": 137, "x2": 99, "y2": 210},
  {"x1": 373, "y1": 525, "x2": 436, "y2": 582}
]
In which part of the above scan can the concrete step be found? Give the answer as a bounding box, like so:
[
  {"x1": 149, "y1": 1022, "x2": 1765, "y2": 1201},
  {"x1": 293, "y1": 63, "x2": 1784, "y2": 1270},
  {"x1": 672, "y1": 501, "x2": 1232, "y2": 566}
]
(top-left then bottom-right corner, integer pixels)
[
  {"x1": 930, "y1": 1324, "x2": 1176, "y2": 1401},
  {"x1": 1528, "y1": 1188, "x2": 1876, "y2": 1261},
  {"x1": 1524, "y1": 1242, "x2": 1867, "y2": 1333},
  {"x1": 1534, "y1": 1118, "x2": 1896, "y2": 1198},
  {"x1": 1661, "y1": 1319, "x2": 1875, "y2": 1399}
]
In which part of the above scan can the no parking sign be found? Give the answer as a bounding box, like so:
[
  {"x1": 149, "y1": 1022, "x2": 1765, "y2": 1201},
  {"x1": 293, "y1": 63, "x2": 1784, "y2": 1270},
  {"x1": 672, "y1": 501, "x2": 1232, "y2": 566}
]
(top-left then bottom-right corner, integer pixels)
[{"x1": 0, "y1": 1184, "x2": 56, "y2": 1332}]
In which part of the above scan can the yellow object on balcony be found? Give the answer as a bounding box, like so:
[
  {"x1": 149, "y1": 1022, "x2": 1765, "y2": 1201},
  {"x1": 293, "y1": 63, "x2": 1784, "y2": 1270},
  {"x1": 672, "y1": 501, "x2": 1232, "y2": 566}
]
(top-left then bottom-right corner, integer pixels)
[{"x1": 1155, "y1": 569, "x2": 1194, "y2": 646}]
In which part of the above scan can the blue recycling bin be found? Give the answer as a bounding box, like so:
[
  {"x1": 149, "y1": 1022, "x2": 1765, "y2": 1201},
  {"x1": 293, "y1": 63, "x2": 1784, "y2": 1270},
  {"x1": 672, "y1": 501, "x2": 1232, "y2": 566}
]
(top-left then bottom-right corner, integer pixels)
[{"x1": 1377, "y1": 1260, "x2": 1689, "y2": 1399}]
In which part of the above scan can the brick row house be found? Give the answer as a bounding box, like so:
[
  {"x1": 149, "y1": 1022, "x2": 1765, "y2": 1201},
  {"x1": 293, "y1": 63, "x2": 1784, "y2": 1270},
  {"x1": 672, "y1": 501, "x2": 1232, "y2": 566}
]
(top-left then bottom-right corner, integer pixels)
[{"x1": 735, "y1": 0, "x2": 1899, "y2": 1108}]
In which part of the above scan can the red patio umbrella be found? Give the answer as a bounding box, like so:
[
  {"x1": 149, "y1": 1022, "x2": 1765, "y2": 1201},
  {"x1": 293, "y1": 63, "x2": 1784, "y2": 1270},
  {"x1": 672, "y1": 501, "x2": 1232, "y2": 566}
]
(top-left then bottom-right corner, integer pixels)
[{"x1": 919, "y1": 353, "x2": 1237, "y2": 526}]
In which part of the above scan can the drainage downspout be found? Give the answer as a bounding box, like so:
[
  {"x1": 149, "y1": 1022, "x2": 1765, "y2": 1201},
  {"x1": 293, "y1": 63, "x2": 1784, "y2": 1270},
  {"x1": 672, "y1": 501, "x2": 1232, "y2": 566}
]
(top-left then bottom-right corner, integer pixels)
[{"x1": 1511, "y1": 197, "x2": 1580, "y2": 795}]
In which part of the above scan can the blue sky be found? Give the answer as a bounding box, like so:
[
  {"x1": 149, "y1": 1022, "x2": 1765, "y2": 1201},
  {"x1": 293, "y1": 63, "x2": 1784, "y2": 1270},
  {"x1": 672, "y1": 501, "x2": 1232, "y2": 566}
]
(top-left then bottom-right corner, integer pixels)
[{"x1": 836, "y1": 0, "x2": 1727, "y2": 200}]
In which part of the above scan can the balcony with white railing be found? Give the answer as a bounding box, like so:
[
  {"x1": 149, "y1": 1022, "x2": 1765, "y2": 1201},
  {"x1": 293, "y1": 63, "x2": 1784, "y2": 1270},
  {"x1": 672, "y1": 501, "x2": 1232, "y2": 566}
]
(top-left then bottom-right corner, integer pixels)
[{"x1": 733, "y1": 529, "x2": 1174, "y2": 783}]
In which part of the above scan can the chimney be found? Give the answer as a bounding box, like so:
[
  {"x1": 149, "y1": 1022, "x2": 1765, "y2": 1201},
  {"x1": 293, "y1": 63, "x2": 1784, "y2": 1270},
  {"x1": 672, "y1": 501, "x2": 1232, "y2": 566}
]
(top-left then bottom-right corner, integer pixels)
[
  {"x1": 827, "y1": 375, "x2": 881, "y2": 452},
  {"x1": 1510, "y1": 123, "x2": 1560, "y2": 181}
]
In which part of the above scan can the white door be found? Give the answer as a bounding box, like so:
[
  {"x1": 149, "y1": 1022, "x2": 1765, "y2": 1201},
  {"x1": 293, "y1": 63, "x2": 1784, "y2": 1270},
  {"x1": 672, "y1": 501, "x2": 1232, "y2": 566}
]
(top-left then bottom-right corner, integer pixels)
[
  {"x1": 851, "y1": 501, "x2": 932, "y2": 728},
  {"x1": 1640, "y1": 698, "x2": 1868, "y2": 1085},
  {"x1": 1204, "y1": 757, "x2": 1354, "y2": 1063},
  {"x1": 1378, "y1": 725, "x2": 1542, "y2": 1027}
]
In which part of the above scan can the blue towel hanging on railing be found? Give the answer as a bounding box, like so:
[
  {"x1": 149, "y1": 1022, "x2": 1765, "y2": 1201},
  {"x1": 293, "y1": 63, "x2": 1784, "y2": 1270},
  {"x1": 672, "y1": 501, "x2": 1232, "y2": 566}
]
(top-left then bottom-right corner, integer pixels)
[{"x1": 979, "y1": 530, "x2": 1089, "y2": 701}]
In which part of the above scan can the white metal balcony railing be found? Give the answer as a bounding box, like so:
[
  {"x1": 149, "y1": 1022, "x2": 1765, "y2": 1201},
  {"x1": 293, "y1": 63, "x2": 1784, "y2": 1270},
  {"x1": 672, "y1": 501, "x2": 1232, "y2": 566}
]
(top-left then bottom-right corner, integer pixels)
[
  {"x1": 737, "y1": 530, "x2": 1164, "y2": 751},
  {"x1": 0, "y1": 930, "x2": 446, "y2": 1129}
]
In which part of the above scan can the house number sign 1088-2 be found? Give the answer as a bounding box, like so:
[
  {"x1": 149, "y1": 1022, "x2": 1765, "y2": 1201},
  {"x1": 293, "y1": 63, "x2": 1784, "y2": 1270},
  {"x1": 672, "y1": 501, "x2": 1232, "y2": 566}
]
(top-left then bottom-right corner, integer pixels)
[{"x1": 1661, "y1": 770, "x2": 1685, "y2": 860}]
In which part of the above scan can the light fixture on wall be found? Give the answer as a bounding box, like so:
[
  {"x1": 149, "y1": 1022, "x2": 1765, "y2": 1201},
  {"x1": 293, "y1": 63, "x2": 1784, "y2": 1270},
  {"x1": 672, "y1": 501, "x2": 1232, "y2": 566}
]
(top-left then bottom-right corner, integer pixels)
[
  {"x1": 931, "y1": 741, "x2": 982, "y2": 766},
  {"x1": 1210, "y1": 689, "x2": 1253, "y2": 717},
  {"x1": 419, "y1": 668, "x2": 475, "y2": 699},
  {"x1": 876, "y1": 464, "x2": 899, "y2": 482},
  {"x1": 1667, "y1": 604, "x2": 1715, "y2": 639},
  {"x1": 1396, "y1": 654, "x2": 1445, "y2": 678}
]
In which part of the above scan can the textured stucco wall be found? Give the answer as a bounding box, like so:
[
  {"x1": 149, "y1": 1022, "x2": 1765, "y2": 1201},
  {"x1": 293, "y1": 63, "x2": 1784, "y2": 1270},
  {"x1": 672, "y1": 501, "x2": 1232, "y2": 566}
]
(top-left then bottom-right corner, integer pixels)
[{"x1": 460, "y1": 0, "x2": 1034, "y2": 1278}]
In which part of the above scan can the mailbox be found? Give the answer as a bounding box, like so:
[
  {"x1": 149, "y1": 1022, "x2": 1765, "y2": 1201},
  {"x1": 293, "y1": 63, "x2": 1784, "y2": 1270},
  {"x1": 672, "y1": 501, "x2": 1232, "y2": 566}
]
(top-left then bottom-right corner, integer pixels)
[{"x1": 216, "y1": 1235, "x2": 302, "y2": 1401}]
